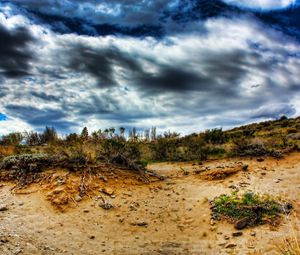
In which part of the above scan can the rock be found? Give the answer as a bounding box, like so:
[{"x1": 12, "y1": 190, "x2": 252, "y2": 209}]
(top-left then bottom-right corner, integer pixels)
[
  {"x1": 242, "y1": 165, "x2": 249, "y2": 171},
  {"x1": 123, "y1": 191, "x2": 132, "y2": 197},
  {"x1": 228, "y1": 185, "x2": 239, "y2": 191},
  {"x1": 257, "y1": 158, "x2": 264, "y2": 162},
  {"x1": 101, "y1": 188, "x2": 114, "y2": 196},
  {"x1": 232, "y1": 232, "x2": 243, "y2": 237},
  {"x1": 225, "y1": 243, "x2": 237, "y2": 249},
  {"x1": 99, "y1": 175, "x2": 108, "y2": 182},
  {"x1": 250, "y1": 231, "x2": 256, "y2": 237},
  {"x1": 75, "y1": 195, "x2": 83, "y2": 202},
  {"x1": 0, "y1": 237, "x2": 9, "y2": 243},
  {"x1": 224, "y1": 235, "x2": 230, "y2": 240},
  {"x1": 99, "y1": 202, "x2": 113, "y2": 210},
  {"x1": 131, "y1": 221, "x2": 148, "y2": 227},
  {"x1": 89, "y1": 235, "x2": 95, "y2": 239},
  {"x1": 282, "y1": 202, "x2": 293, "y2": 213},
  {"x1": 0, "y1": 205, "x2": 8, "y2": 211},
  {"x1": 234, "y1": 218, "x2": 249, "y2": 230},
  {"x1": 83, "y1": 209, "x2": 89, "y2": 213}
]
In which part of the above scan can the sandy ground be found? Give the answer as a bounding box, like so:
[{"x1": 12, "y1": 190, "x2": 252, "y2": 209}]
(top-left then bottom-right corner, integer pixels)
[{"x1": 0, "y1": 153, "x2": 300, "y2": 255}]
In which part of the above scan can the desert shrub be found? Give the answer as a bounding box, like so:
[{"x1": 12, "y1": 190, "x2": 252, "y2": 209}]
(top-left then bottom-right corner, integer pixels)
[
  {"x1": 0, "y1": 145, "x2": 16, "y2": 158},
  {"x1": 211, "y1": 192, "x2": 290, "y2": 229},
  {"x1": 287, "y1": 128, "x2": 298, "y2": 134},
  {"x1": 101, "y1": 138, "x2": 126, "y2": 157},
  {"x1": 151, "y1": 138, "x2": 180, "y2": 161},
  {"x1": 204, "y1": 128, "x2": 228, "y2": 144},
  {"x1": 232, "y1": 138, "x2": 269, "y2": 157},
  {"x1": 0, "y1": 153, "x2": 52, "y2": 172},
  {"x1": 0, "y1": 132, "x2": 23, "y2": 146}
]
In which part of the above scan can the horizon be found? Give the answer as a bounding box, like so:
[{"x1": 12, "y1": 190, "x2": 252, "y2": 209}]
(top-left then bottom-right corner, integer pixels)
[{"x1": 0, "y1": 0, "x2": 300, "y2": 135}]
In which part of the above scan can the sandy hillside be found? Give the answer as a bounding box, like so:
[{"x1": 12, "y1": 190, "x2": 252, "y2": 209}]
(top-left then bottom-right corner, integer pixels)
[{"x1": 0, "y1": 153, "x2": 299, "y2": 255}]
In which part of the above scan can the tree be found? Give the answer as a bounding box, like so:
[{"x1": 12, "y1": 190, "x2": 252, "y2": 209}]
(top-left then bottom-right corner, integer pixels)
[
  {"x1": 119, "y1": 127, "x2": 125, "y2": 138},
  {"x1": 81, "y1": 127, "x2": 89, "y2": 140},
  {"x1": 144, "y1": 129, "x2": 150, "y2": 141},
  {"x1": 41, "y1": 126, "x2": 57, "y2": 144},
  {"x1": 109, "y1": 127, "x2": 115, "y2": 138},
  {"x1": 25, "y1": 131, "x2": 41, "y2": 146},
  {"x1": 150, "y1": 127, "x2": 156, "y2": 141}
]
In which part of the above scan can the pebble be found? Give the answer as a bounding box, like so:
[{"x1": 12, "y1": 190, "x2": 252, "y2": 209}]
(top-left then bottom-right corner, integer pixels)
[
  {"x1": 0, "y1": 205, "x2": 8, "y2": 211},
  {"x1": 225, "y1": 243, "x2": 237, "y2": 249},
  {"x1": 232, "y1": 232, "x2": 243, "y2": 237}
]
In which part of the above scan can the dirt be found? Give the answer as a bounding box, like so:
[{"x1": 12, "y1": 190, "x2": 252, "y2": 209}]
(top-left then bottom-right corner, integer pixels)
[{"x1": 0, "y1": 153, "x2": 300, "y2": 254}]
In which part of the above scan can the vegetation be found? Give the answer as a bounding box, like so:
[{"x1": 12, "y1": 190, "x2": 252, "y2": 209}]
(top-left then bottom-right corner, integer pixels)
[
  {"x1": 211, "y1": 192, "x2": 291, "y2": 229},
  {"x1": 0, "y1": 116, "x2": 299, "y2": 166}
]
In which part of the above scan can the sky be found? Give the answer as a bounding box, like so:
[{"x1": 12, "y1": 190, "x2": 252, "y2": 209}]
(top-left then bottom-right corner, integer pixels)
[{"x1": 0, "y1": 0, "x2": 300, "y2": 135}]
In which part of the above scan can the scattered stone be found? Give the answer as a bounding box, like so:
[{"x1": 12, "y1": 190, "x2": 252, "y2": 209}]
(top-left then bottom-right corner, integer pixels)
[
  {"x1": 0, "y1": 237, "x2": 9, "y2": 243},
  {"x1": 83, "y1": 209, "x2": 89, "y2": 213},
  {"x1": 123, "y1": 191, "x2": 132, "y2": 197},
  {"x1": 234, "y1": 218, "x2": 249, "y2": 230},
  {"x1": 225, "y1": 243, "x2": 237, "y2": 249},
  {"x1": 0, "y1": 205, "x2": 8, "y2": 211},
  {"x1": 224, "y1": 235, "x2": 230, "y2": 240},
  {"x1": 250, "y1": 231, "x2": 256, "y2": 237},
  {"x1": 232, "y1": 232, "x2": 243, "y2": 237},
  {"x1": 242, "y1": 165, "x2": 249, "y2": 171},
  {"x1": 101, "y1": 188, "x2": 114, "y2": 196},
  {"x1": 99, "y1": 202, "x2": 113, "y2": 210},
  {"x1": 228, "y1": 185, "x2": 239, "y2": 191},
  {"x1": 131, "y1": 221, "x2": 148, "y2": 227},
  {"x1": 75, "y1": 195, "x2": 83, "y2": 202},
  {"x1": 89, "y1": 235, "x2": 95, "y2": 239},
  {"x1": 257, "y1": 158, "x2": 264, "y2": 162}
]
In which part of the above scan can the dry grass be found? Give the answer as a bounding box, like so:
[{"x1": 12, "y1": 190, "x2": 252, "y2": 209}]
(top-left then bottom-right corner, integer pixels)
[
  {"x1": 277, "y1": 213, "x2": 300, "y2": 255},
  {"x1": 0, "y1": 146, "x2": 15, "y2": 157},
  {"x1": 201, "y1": 167, "x2": 241, "y2": 180}
]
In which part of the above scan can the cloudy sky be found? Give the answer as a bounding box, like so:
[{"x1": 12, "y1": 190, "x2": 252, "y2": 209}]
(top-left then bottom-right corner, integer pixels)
[{"x1": 0, "y1": 0, "x2": 300, "y2": 135}]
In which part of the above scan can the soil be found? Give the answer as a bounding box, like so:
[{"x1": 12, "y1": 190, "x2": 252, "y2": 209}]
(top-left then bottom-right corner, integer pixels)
[{"x1": 0, "y1": 153, "x2": 300, "y2": 255}]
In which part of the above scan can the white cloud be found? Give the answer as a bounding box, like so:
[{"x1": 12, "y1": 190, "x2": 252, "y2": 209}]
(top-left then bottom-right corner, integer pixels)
[{"x1": 221, "y1": 0, "x2": 298, "y2": 10}]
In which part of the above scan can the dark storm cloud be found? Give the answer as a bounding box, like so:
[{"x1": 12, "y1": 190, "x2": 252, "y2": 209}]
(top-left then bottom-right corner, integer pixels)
[
  {"x1": 67, "y1": 44, "x2": 257, "y2": 94},
  {"x1": 69, "y1": 46, "x2": 143, "y2": 87},
  {"x1": 5, "y1": 105, "x2": 76, "y2": 131},
  {"x1": 0, "y1": 24, "x2": 35, "y2": 78},
  {"x1": 5, "y1": 0, "x2": 300, "y2": 40}
]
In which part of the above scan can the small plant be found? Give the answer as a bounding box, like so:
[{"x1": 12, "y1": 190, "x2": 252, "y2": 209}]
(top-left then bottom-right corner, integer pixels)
[{"x1": 210, "y1": 192, "x2": 291, "y2": 229}]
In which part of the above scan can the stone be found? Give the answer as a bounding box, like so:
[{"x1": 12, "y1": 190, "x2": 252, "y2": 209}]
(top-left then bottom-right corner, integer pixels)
[
  {"x1": 0, "y1": 205, "x2": 8, "y2": 211},
  {"x1": 101, "y1": 188, "x2": 114, "y2": 196},
  {"x1": 131, "y1": 221, "x2": 148, "y2": 227},
  {"x1": 225, "y1": 243, "x2": 237, "y2": 249},
  {"x1": 234, "y1": 218, "x2": 249, "y2": 230},
  {"x1": 99, "y1": 202, "x2": 113, "y2": 210},
  {"x1": 242, "y1": 165, "x2": 249, "y2": 171},
  {"x1": 232, "y1": 232, "x2": 243, "y2": 237}
]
